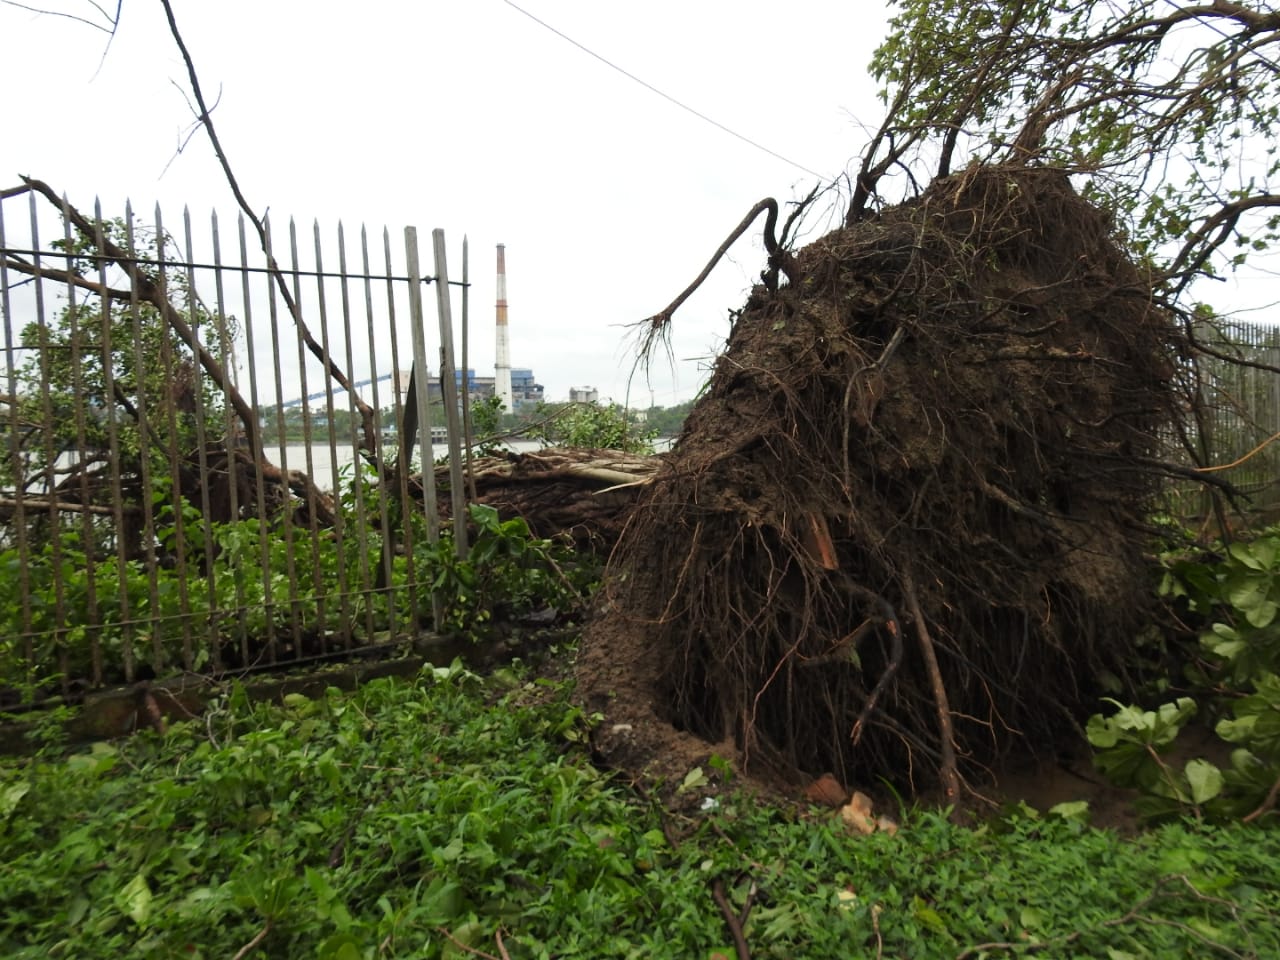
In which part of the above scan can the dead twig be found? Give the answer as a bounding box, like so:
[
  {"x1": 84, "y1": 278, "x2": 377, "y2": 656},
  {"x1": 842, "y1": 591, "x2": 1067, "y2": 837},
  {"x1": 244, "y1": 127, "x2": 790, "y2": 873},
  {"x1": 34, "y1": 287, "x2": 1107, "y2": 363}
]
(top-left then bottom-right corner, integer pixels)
[
  {"x1": 230, "y1": 919, "x2": 272, "y2": 960},
  {"x1": 711, "y1": 878, "x2": 753, "y2": 960},
  {"x1": 436, "y1": 928, "x2": 501, "y2": 960},
  {"x1": 0, "y1": 0, "x2": 114, "y2": 33},
  {"x1": 1197, "y1": 428, "x2": 1280, "y2": 474}
]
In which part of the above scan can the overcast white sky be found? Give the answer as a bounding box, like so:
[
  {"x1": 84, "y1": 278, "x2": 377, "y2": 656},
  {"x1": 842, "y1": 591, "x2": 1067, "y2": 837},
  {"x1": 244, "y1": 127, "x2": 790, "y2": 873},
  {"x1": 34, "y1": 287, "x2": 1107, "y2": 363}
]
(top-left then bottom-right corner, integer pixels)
[{"x1": 0, "y1": 1, "x2": 888, "y2": 407}]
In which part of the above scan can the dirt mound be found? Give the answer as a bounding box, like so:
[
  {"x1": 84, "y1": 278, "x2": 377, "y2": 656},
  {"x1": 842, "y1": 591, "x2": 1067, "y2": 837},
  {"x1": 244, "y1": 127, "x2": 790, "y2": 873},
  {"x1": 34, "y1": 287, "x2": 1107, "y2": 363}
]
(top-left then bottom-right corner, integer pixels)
[{"x1": 578, "y1": 165, "x2": 1187, "y2": 801}]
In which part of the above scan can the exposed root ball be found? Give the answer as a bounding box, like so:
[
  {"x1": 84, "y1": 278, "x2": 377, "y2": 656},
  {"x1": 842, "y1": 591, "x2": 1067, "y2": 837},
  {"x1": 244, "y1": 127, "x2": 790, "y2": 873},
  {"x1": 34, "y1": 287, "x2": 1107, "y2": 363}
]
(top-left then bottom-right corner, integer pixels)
[{"x1": 578, "y1": 166, "x2": 1186, "y2": 797}]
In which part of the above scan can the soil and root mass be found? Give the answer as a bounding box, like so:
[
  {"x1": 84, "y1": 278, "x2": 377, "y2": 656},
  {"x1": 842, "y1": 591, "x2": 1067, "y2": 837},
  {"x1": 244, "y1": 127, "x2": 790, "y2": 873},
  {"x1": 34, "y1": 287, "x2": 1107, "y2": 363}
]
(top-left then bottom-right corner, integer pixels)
[{"x1": 579, "y1": 165, "x2": 1191, "y2": 801}]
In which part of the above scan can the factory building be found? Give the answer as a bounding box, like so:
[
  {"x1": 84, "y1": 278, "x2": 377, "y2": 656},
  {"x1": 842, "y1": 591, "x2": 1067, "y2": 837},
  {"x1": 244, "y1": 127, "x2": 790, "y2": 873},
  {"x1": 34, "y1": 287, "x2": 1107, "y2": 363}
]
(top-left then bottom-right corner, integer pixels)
[{"x1": 425, "y1": 368, "x2": 543, "y2": 408}]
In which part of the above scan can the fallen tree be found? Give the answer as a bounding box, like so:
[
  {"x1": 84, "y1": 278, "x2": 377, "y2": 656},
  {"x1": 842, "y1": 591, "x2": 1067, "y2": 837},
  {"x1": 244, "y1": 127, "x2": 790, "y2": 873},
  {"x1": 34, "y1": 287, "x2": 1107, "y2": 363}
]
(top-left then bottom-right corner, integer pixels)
[
  {"x1": 578, "y1": 165, "x2": 1204, "y2": 801},
  {"x1": 427, "y1": 448, "x2": 659, "y2": 552}
]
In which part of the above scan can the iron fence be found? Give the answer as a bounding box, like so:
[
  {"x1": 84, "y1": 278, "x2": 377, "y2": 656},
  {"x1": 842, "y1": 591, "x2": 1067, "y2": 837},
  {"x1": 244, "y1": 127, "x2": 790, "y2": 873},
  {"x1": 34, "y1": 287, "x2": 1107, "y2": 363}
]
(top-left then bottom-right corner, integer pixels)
[
  {"x1": 1164, "y1": 318, "x2": 1280, "y2": 521},
  {"x1": 1, "y1": 185, "x2": 473, "y2": 707}
]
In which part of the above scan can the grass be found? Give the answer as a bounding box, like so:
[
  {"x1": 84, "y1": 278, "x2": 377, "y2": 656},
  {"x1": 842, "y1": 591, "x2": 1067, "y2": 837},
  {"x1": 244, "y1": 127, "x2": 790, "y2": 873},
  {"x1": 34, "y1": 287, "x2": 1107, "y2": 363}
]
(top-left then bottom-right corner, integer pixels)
[{"x1": 2, "y1": 662, "x2": 1278, "y2": 959}]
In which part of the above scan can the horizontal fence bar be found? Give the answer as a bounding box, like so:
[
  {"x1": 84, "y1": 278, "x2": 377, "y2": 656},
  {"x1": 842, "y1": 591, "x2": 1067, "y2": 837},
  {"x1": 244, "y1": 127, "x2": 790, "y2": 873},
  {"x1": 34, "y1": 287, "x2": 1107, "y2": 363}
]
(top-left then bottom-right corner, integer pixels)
[{"x1": 0, "y1": 246, "x2": 470, "y2": 286}]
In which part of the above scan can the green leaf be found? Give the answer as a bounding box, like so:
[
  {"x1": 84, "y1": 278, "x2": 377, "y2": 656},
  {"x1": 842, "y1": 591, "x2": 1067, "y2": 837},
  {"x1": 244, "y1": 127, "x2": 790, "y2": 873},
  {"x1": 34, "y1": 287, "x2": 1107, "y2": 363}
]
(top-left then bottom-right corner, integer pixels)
[
  {"x1": 318, "y1": 934, "x2": 365, "y2": 960},
  {"x1": 1086, "y1": 712, "x2": 1121, "y2": 748},
  {"x1": 1217, "y1": 714, "x2": 1258, "y2": 742},
  {"x1": 1229, "y1": 541, "x2": 1265, "y2": 571},
  {"x1": 467, "y1": 502, "x2": 500, "y2": 531},
  {"x1": 1047, "y1": 800, "x2": 1090, "y2": 823},
  {"x1": 1184, "y1": 759, "x2": 1224, "y2": 804},
  {"x1": 117, "y1": 872, "x2": 152, "y2": 928},
  {"x1": 1227, "y1": 577, "x2": 1269, "y2": 612},
  {"x1": 438, "y1": 838, "x2": 464, "y2": 863},
  {"x1": 1157, "y1": 698, "x2": 1198, "y2": 732},
  {"x1": 1205, "y1": 636, "x2": 1247, "y2": 662},
  {"x1": 911, "y1": 896, "x2": 951, "y2": 935},
  {"x1": 1158, "y1": 845, "x2": 1209, "y2": 875},
  {"x1": 1211, "y1": 622, "x2": 1241, "y2": 641},
  {"x1": 66, "y1": 895, "x2": 91, "y2": 926},
  {"x1": 680, "y1": 768, "x2": 711, "y2": 798},
  {"x1": 678, "y1": 766, "x2": 709, "y2": 794},
  {"x1": 1250, "y1": 538, "x2": 1279, "y2": 570},
  {"x1": 1247, "y1": 600, "x2": 1279, "y2": 629},
  {"x1": 66, "y1": 742, "x2": 119, "y2": 778},
  {"x1": 0, "y1": 781, "x2": 30, "y2": 817}
]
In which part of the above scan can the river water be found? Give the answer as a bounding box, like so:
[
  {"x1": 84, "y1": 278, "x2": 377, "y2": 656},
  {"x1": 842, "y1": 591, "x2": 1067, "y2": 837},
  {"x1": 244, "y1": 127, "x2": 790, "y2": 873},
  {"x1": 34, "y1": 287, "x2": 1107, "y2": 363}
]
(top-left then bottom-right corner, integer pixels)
[{"x1": 272, "y1": 440, "x2": 544, "y2": 491}]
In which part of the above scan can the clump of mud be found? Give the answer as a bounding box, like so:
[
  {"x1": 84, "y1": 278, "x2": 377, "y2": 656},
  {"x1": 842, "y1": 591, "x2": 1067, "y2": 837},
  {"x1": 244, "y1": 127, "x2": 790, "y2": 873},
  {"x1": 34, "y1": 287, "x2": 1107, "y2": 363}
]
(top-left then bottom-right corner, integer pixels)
[{"x1": 578, "y1": 165, "x2": 1187, "y2": 799}]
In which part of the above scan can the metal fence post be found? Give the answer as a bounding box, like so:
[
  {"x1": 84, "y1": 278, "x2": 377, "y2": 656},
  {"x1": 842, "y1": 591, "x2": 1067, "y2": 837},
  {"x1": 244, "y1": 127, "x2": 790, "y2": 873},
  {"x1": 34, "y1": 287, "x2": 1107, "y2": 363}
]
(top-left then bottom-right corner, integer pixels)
[{"x1": 432, "y1": 229, "x2": 469, "y2": 557}]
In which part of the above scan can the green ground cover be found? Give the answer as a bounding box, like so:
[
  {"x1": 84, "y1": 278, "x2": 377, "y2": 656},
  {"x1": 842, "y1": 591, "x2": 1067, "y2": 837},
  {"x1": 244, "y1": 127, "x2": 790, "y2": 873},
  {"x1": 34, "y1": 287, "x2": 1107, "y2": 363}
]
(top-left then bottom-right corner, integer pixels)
[{"x1": 2, "y1": 663, "x2": 1277, "y2": 959}]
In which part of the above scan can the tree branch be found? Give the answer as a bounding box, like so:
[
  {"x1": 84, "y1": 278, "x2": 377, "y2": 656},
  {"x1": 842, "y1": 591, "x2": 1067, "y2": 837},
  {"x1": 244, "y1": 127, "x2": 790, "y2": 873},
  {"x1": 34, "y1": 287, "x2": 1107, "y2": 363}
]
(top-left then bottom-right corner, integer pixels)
[
  {"x1": 0, "y1": 497, "x2": 139, "y2": 517},
  {"x1": 1, "y1": 253, "x2": 135, "y2": 301},
  {"x1": 157, "y1": 0, "x2": 382, "y2": 466},
  {"x1": 1167, "y1": 193, "x2": 1280, "y2": 291},
  {"x1": 939, "y1": 0, "x2": 1032, "y2": 176},
  {"x1": 17, "y1": 177, "x2": 264, "y2": 459}
]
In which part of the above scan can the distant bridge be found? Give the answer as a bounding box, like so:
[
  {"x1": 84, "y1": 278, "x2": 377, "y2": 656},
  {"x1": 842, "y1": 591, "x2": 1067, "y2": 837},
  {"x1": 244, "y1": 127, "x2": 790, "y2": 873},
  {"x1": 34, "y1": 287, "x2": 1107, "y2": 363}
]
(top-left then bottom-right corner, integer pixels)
[{"x1": 278, "y1": 370, "x2": 410, "y2": 409}]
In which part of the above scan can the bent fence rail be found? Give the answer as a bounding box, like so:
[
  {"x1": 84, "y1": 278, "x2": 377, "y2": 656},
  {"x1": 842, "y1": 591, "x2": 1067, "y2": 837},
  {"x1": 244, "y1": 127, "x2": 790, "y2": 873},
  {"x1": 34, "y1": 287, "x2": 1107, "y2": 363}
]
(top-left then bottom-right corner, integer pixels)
[{"x1": 1, "y1": 187, "x2": 474, "y2": 708}]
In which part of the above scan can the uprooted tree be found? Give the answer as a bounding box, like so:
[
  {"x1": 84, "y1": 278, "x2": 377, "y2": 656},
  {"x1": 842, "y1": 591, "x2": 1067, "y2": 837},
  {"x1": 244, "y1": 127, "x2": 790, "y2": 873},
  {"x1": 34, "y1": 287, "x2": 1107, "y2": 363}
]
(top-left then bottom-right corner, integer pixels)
[{"x1": 578, "y1": 0, "x2": 1280, "y2": 802}]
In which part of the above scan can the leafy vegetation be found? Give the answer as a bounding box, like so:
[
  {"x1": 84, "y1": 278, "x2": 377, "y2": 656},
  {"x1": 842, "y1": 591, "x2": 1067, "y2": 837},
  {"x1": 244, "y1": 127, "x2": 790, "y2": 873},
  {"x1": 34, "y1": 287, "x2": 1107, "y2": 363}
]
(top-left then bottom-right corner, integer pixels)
[
  {"x1": 2, "y1": 664, "x2": 1278, "y2": 959},
  {"x1": 0, "y1": 464, "x2": 593, "y2": 694},
  {"x1": 868, "y1": 0, "x2": 1280, "y2": 284},
  {"x1": 642, "y1": 398, "x2": 695, "y2": 438},
  {"x1": 1, "y1": 220, "x2": 233, "y2": 557},
  {"x1": 522, "y1": 400, "x2": 656, "y2": 454},
  {"x1": 465, "y1": 395, "x2": 510, "y2": 456},
  {"x1": 1089, "y1": 527, "x2": 1280, "y2": 822},
  {"x1": 461, "y1": 396, "x2": 667, "y2": 454},
  {"x1": 429, "y1": 502, "x2": 594, "y2": 640}
]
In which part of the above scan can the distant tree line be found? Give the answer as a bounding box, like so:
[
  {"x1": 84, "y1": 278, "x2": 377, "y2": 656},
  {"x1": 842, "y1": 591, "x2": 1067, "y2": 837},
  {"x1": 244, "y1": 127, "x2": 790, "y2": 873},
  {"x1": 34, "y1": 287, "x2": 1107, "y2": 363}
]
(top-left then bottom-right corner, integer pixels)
[{"x1": 642, "y1": 399, "x2": 695, "y2": 438}]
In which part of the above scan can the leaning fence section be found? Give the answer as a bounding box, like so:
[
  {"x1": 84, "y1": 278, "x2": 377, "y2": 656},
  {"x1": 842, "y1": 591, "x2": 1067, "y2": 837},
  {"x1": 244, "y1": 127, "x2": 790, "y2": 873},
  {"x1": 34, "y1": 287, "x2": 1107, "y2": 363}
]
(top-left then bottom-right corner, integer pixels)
[{"x1": 1, "y1": 187, "x2": 470, "y2": 708}]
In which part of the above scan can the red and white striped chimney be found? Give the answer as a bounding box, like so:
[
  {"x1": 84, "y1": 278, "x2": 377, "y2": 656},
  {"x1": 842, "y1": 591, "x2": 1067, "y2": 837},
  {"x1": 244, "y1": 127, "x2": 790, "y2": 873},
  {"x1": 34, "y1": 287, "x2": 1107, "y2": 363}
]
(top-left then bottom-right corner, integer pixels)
[{"x1": 495, "y1": 244, "x2": 514, "y2": 411}]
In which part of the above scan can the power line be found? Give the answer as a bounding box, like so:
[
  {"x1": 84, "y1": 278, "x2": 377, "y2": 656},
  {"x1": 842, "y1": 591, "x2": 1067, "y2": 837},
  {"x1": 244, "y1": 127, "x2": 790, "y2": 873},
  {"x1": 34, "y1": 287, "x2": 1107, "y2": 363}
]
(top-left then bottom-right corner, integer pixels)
[{"x1": 497, "y1": 0, "x2": 828, "y2": 181}]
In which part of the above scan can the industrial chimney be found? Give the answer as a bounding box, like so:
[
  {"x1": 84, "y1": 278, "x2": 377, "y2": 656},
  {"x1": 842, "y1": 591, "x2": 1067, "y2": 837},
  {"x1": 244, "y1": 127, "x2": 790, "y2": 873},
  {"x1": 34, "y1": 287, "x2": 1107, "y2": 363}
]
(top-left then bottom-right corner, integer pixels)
[{"x1": 495, "y1": 244, "x2": 514, "y2": 411}]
